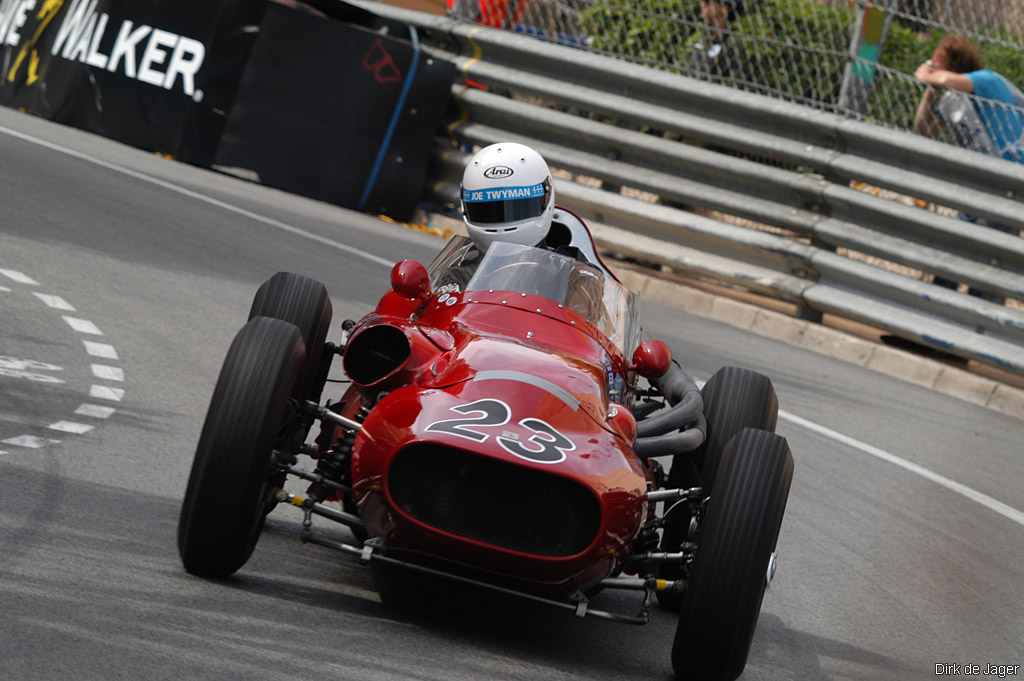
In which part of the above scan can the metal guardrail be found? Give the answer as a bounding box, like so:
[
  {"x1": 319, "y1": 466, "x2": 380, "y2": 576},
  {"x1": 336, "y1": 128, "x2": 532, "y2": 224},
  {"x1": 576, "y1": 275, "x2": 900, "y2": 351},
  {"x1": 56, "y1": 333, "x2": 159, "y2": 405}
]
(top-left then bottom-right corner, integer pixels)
[{"x1": 357, "y1": 1, "x2": 1024, "y2": 375}]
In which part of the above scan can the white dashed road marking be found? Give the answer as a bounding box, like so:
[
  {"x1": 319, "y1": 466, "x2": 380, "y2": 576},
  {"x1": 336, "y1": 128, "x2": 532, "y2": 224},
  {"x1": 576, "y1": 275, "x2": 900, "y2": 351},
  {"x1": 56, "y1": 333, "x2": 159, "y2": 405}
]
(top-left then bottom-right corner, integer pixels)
[
  {"x1": 75, "y1": 404, "x2": 116, "y2": 418},
  {"x1": 0, "y1": 269, "x2": 39, "y2": 285},
  {"x1": 1, "y1": 268, "x2": 126, "y2": 454},
  {"x1": 33, "y1": 293, "x2": 75, "y2": 311},
  {"x1": 63, "y1": 317, "x2": 103, "y2": 335},
  {"x1": 91, "y1": 365, "x2": 125, "y2": 381},
  {"x1": 1, "y1": 435, "x2": 60, "y2": 448},
  {"x1": 83, "y1": 341, "x2": 119, "y2": 360},
  {"x1": 48, "y1": 421, "x2": 95, "y2": 434},
  {"x1": 90, "y1": 386, "x2": 125, "y2": 402}
]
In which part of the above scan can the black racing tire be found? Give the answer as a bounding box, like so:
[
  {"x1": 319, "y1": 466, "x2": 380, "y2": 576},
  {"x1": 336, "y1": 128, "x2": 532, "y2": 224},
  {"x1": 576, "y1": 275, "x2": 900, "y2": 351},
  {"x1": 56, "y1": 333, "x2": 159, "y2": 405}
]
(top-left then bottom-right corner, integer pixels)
[
  {"x1": 671, "y1": 428, "x2": 794, "y2": 681},
  {"x1": 177, "y1": 317, "x2": 306, "y2": 578},
  {"x1": 658, "y1": 366, "x2": 778, "y2": 610},
  {"x1": 690, "y1": 366, "x2": 778, "y2": 491},
  {"x1": 249, "y1": 271, "x2": 332, "y2": 404}
]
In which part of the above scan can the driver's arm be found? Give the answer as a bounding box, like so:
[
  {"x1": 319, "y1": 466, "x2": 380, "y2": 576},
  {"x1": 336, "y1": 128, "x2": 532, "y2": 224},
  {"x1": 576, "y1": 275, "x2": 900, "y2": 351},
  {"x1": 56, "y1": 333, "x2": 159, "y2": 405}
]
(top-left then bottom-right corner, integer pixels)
[{"x1": 432, "y1": 248, "x2": 481, "y2": 294}]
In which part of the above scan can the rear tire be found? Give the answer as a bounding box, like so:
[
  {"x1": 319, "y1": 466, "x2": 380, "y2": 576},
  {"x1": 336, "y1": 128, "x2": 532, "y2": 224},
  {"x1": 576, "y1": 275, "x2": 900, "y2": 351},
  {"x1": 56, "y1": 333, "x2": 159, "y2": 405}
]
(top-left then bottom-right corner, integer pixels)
[
  {"x1": 671, "y1": 428, "x2": 794, "y2": 681},
  {"x1": 177, "y1": 317, "x2": 306, "y2": 578},
  {"x1": 690, "y1": 366, "x2": 778, "y2": 491},
  {"x1": 249, "y1": 271, "x2": 332, "y2": 404},
  {"x1": 658, "y1": 366, "x2": 777, "y2": 610}
]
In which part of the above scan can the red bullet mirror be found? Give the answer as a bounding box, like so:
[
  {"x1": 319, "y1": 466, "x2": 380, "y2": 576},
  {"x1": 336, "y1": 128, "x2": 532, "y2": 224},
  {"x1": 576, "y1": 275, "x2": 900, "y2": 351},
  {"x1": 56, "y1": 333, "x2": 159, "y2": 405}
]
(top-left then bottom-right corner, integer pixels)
[
  {"x1": 630, "y1": 340, "x2": 672, "y2": 379},
  {"x1": 390, "y1": 259, "x2": 431, "y2": 303}
]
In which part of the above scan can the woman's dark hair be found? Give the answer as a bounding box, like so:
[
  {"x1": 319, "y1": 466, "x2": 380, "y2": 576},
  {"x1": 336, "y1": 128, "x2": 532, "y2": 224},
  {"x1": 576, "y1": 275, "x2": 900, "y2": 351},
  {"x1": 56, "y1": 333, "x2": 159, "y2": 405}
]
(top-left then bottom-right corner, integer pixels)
[{"x1": 938, "y1": 35, "x2": 983, "y2": 74}]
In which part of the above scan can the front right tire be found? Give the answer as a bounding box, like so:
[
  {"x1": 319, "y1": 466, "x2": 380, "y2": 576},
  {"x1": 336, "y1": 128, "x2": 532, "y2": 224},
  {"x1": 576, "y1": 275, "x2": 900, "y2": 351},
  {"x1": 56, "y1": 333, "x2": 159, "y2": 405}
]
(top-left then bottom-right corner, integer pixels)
[
  {"x1": 671, "y1": 428, "x2": 794, "y2": 681},
  {"x1": 658, "y1": 366, "x2": 779, "y2": 610}
]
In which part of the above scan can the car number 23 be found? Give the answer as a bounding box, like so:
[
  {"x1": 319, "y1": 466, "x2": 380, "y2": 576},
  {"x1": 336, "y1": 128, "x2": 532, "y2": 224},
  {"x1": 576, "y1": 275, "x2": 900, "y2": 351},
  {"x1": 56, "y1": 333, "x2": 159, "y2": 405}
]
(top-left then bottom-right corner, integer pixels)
[{"x1": 425, "y1": 399, "x2": 574, "y2": 464}]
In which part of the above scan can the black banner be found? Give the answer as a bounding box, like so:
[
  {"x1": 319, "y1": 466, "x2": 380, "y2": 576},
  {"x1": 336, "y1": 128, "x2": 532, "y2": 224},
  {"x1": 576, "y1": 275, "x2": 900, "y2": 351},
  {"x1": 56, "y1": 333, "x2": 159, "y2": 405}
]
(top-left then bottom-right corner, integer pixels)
[
  {"x1": 213, "y1": 0, "x2": 456, "y2": 220},
  {"x1": 0, "y1": 0, "x2": 456, "y2": 220},
  {"x1": 0, "y1": 0, "x2": 264, "y2": 163}
]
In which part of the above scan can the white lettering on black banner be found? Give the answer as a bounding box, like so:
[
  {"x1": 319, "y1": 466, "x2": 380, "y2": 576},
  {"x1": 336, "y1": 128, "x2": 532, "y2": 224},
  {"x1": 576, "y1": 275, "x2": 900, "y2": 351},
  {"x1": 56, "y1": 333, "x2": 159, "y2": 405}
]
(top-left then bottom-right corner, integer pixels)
[{"x1": 49, "y1": 0, "x2": 205, "y2": 97}]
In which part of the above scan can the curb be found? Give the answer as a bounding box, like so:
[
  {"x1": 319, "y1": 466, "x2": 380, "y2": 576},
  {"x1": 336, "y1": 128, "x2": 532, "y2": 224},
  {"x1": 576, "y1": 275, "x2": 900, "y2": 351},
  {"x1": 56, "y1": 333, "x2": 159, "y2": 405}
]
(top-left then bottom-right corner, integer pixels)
[{"x1": 615, "y1": 267, "x2": 1024, "y2": 422}]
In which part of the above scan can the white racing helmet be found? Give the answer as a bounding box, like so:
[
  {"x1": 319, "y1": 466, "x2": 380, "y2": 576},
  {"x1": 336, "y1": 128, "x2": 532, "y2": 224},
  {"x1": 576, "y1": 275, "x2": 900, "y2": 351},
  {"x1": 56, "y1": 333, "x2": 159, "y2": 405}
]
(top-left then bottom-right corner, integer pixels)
[{"x1": 460, "y1": 143, "x2": 554, "y2": 250}]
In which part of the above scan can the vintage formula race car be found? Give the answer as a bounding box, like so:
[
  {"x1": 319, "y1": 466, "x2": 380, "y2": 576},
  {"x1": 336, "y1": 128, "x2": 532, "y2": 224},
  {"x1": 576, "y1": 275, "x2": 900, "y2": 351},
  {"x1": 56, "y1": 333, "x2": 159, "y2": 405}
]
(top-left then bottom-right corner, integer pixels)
[{"x1": 177, "y1": 213, "x2": 794, "y2": 681}]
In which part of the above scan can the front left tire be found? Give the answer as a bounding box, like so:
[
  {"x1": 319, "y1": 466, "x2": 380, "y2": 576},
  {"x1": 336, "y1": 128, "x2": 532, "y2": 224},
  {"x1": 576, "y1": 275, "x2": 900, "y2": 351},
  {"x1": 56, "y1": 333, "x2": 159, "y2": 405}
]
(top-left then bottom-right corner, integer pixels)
[{"x1": 177, "y1": 317, "x2": 306, "y2": 578}]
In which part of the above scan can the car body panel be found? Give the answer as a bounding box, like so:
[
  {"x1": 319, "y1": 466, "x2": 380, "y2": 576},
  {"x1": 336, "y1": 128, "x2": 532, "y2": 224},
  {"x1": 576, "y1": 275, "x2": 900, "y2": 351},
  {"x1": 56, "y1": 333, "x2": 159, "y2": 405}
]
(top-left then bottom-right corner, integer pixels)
[{"x1": 330, "y1": 238, "x2": 652, "y2": 596}]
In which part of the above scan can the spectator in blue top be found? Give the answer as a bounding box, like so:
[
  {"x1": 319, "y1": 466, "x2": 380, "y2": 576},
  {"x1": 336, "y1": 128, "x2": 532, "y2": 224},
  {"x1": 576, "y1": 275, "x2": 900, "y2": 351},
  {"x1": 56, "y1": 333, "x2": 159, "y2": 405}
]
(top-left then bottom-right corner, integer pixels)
[
  {"x1": 913, "y1": 35, "x2": 1023, "y2": 301},
  {"x1": 914, "y1": 35, "x2": 1024, "y2": 163}
]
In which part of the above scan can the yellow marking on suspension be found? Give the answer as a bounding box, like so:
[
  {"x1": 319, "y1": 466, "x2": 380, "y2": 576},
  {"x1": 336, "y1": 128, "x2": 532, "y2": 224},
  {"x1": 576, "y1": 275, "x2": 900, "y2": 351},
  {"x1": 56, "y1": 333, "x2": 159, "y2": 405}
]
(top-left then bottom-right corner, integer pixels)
[
  {"x1": 655, "y1": 579, "x2": 668, "y2": 591},
  {"x1": 289, "y1": 495, "x2": 306, "y2": 507}
]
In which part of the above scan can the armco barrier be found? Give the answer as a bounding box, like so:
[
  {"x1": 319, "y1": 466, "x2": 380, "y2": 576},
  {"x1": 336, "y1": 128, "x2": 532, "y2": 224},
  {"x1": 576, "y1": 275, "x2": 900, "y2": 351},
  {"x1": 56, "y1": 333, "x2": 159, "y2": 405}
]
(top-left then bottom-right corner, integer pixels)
[{"x1": 355, "y1": 1, "x2": 1024, "y2": 375}]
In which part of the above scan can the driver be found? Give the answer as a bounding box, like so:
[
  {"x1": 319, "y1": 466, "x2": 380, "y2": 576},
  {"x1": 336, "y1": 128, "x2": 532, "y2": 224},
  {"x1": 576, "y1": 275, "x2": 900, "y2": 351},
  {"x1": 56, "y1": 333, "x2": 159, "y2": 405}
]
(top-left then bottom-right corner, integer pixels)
[
  {"x1": 436, "y1": 142, "x2": 604, "y2": 293},
  {"x1": 461, "y1": 142, "x2": 556, "y2": 252},
  {"x1": 432, "y1": 144, "x2": 702, "y2": 463}
]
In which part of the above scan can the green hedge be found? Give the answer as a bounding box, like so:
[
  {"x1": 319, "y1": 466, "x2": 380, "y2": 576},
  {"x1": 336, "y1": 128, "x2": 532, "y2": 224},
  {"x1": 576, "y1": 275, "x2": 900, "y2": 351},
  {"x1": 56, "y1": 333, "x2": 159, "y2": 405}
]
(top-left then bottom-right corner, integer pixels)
[
  {"x1": 580, "y1": 0, "x2": 699, "y2": 67},
  {"x1": 725, "y1": 0, "x2": 853, "y2": 104},
  {"x1": 582, "y1": 0, "x2": 856, "y2": 104},
  {"x1": 581, "y1": 0, "x2": 1024, "y2": 129}
]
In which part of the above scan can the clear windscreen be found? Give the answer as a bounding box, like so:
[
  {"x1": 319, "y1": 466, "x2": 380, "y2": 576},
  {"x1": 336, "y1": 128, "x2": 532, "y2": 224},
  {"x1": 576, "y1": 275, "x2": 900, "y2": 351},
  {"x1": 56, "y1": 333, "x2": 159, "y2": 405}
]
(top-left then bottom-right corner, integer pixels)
[{"x1": 427, "y1": 237, "x2": 641, "y2": 353}]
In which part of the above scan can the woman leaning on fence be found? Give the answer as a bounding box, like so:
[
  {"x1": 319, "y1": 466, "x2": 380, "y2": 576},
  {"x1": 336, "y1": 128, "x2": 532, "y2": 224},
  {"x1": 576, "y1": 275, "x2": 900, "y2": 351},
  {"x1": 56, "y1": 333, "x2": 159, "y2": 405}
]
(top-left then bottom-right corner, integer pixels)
[
  {"x1": 913, "y1": 35, "x2": 1024, "y2": 301},
  {"x1": 913, "y1": 35, "x2": 1024, "y2": 164}
]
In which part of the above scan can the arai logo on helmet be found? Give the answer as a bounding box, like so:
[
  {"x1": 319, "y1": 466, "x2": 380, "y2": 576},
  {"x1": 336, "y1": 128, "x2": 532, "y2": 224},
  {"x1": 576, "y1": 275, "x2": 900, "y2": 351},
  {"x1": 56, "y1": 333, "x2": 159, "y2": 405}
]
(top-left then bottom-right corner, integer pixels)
[{"x1": 483, "y1": 166, "x2": 514, "y2": 179}]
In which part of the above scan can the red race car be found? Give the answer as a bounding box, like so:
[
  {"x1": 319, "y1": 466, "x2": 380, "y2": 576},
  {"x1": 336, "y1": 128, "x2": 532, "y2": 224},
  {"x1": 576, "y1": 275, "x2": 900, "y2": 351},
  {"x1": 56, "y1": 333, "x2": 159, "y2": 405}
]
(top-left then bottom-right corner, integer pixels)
[{"x1": 178, "y1": 215, "x2": 794, "y2": 681}]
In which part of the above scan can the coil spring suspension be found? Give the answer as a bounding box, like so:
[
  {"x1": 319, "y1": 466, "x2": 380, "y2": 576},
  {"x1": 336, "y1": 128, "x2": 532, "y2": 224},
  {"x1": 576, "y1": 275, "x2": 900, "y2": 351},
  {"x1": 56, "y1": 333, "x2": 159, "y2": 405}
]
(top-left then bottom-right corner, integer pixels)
[{"x1": 306, "y1": 402, "x2": 371, "y2": 502}]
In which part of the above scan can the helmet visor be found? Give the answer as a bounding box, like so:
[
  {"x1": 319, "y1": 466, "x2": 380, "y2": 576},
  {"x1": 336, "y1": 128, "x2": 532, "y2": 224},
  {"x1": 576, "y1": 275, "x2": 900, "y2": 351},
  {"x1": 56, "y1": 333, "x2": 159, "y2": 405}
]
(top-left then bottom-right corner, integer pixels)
[{"x1": 462, "y1": 180, "x2": 551, "y2": 224}]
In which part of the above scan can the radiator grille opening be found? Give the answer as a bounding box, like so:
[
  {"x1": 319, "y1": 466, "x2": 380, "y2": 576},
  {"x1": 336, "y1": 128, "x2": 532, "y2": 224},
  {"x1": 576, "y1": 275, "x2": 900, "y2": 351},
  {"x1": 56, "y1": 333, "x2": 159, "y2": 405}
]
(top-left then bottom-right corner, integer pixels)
[{"x1": 387, "y1": 444, "x2": 600, "y2": 557}]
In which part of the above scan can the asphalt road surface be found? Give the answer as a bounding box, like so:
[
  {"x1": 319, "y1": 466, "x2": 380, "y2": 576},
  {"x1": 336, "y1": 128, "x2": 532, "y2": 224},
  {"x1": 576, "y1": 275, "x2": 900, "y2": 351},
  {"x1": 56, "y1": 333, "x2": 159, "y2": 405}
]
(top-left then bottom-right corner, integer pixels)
[{"x1": 2, "y1": 107, "x2": 1022, "y2": 681}]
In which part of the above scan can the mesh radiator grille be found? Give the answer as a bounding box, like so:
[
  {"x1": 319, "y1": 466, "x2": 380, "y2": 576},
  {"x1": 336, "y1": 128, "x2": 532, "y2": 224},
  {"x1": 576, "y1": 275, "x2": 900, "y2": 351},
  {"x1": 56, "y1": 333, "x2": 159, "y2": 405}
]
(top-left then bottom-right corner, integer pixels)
[{"x1": 387, "y1": 444, "x2": 600, "y2": 557}]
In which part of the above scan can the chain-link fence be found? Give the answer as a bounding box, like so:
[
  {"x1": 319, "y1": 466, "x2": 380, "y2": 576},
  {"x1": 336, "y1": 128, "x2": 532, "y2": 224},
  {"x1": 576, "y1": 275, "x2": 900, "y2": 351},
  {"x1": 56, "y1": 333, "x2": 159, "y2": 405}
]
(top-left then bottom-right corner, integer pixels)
[{"x1": 447, "y1": 0, "x2": 1024, "y2": 163}]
